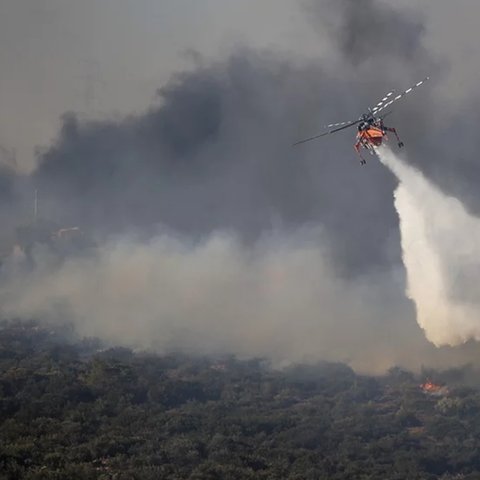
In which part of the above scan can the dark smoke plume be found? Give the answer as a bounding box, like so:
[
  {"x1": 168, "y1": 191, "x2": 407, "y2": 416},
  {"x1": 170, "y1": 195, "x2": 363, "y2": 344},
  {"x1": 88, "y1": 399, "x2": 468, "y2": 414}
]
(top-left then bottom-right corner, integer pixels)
[
  {"x1": 31, "y1": 0, "x2": 443, "y2": 274},
  {"x1": 309, "y1": 0, "x2": 426, "y2": 65}
]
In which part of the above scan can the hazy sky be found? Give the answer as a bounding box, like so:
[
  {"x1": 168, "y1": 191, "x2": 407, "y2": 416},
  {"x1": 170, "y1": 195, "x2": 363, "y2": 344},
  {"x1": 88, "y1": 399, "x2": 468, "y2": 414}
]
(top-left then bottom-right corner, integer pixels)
[
  {"x1": 0, "y1": 0, "x2": 316, "y2": 170},
  {"x1": 2, "y1": 0, "x2": 480, "y2": 372},
  {"x1": 1, "y1": 0, "x2": 479, "y2": 171}
]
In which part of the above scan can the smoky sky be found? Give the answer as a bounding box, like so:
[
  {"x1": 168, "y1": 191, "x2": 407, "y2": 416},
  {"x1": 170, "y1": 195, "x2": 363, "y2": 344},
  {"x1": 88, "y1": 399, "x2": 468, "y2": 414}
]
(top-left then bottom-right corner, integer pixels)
[
  {"x1": 4, "y1": 0, "x2": 480, "y2": 372},
  {"x1": 0, "y1": 166, "x2": 14, "y2": 203},
  {"x1": 19, "y1": 0, "x2": 479, "y2": 276},
  {"x1": 307, "y1": 0, "x2": 426, "y2": 65}
]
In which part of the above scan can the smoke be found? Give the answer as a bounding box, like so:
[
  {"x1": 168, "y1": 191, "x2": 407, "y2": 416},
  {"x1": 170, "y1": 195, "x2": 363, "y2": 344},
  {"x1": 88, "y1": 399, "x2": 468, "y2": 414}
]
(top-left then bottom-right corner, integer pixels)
[
  {"x1": 3, "y1": 223, "x2": 480, "y2": 374},
  {"x1": 0, "y1": 227, "x2": 401, "y2": 373},
  {"x1": 2, "y1": 0, "x2": 480, "y2": 374},
  {"x1": 29, "y1": 0, "x2": 441, "y2": 275},
  {"x1": 379, "y1": 146, "x2": 480, "y2": 347},
  {"x1": 0, "y1": 161, "x2": 32, "y2": 250},
  {"x1": 307, "y1": 0, "x2": 426, "y2": 67}
]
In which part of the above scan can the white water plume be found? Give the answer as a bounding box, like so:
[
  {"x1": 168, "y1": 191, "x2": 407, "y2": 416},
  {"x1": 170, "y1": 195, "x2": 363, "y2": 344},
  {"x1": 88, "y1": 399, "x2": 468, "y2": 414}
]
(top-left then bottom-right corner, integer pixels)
[{"x1": 378, "y1": 146, "x2": 480, "y2": 346}]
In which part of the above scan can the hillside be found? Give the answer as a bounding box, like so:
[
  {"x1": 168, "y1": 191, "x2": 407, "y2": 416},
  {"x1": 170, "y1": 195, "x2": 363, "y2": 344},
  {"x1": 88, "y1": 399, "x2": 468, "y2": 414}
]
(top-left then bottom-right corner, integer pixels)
[{"x1": 1, "y1": 320, "x2": 480, "y2": 479}]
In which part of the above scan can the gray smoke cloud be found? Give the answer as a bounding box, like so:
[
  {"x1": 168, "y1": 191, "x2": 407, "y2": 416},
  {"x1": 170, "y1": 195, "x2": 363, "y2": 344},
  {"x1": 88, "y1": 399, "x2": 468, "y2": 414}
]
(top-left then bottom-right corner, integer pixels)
[
  {"x1": 1, "y1": 0, "x2": 480, "y2": 373},
  {"x1": 31, "y1": 0, "x2": 442, "y2": 275},
  {"x1": 2, "y1": 227, "x2": 478, "y2": 374},
  {"x1": 307, "y1": 0, "x2": 426, "y2": 66},
  {"x1": 0, "y1": 166, "x2": 15, "y2": 204},
  {"x1": 0, "y1": 159, "x2": 30, "y2": 252}
]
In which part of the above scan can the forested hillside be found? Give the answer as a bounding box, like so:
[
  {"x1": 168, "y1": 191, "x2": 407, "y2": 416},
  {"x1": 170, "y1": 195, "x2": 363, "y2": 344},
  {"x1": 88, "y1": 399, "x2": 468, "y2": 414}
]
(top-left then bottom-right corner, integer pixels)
[{"x1": 1, "y1": 320, "x2": 480, "y2": 479}]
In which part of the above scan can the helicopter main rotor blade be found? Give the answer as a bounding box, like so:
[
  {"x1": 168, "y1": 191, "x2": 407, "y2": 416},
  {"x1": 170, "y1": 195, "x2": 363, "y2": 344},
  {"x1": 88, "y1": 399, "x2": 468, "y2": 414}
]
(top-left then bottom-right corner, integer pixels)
[
  {"x1": 372, "y1": 77, "x2": 430, "y2": 115},
  {"x1": 293, "y1": 120, "x2": 361, "y2": 146},
  {"x1": 369, "y1": 90, "x2": 396, "y2": 114},
  {"x1": 326, "y1": 120, "x2": 354, "y2": 128}
]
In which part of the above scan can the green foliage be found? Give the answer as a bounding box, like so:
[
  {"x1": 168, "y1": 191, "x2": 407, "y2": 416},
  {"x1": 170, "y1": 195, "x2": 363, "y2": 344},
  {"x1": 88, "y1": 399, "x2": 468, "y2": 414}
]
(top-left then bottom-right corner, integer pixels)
[{"x1": 1, "y1": 320, "x2": 480, "y2": 479}]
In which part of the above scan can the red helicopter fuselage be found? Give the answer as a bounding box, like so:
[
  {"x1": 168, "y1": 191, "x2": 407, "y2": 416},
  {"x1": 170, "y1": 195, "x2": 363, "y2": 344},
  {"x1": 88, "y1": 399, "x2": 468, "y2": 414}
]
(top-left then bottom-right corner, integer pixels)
[
  {"x1": 356, "y1": 126, "x2": 384, "y2": 147},
  {"x1": 354, "y1": 123, "x2": 402, "y2": 164}
]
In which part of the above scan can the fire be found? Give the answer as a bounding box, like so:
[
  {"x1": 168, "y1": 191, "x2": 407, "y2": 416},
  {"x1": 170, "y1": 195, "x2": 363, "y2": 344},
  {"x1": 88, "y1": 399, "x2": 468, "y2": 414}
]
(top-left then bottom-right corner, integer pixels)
[{"x1": 420, "y1": 380, "x2": 449, "y2": 396}]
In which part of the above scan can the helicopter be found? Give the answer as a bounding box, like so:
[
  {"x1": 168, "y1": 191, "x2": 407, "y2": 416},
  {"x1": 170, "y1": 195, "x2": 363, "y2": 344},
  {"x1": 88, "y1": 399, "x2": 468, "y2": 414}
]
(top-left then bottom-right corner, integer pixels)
[{"x1": 293, "y1": 77, "x2": 430, "y2": 165}]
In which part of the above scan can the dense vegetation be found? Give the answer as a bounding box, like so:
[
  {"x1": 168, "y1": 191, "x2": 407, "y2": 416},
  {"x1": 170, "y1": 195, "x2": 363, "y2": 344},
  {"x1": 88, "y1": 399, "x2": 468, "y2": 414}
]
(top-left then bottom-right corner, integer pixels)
[{"x1": 1, "y1": 321, "x2": 480, "y2": 479}]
